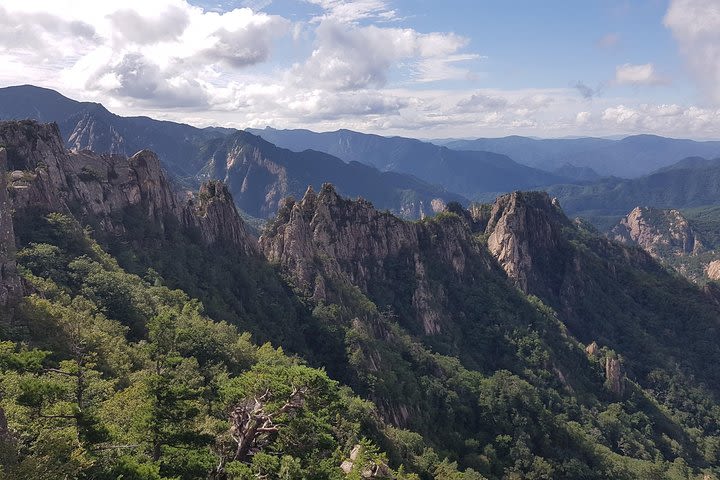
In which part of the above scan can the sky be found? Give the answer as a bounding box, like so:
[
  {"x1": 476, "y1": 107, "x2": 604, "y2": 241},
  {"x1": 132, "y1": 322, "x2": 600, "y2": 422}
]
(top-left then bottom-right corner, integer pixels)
[{"x1": 1, "y1": 0, "x2": 719, "y2": 139}]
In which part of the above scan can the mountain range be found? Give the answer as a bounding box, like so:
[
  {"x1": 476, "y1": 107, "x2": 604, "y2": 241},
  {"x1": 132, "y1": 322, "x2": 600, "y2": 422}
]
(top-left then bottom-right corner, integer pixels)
[
  {"x1": 444, "y1": 135, "x2": 720, "y2": 178},
  {"x1": 5, "y1": 120, "x2": 720, "y2": 478},
  {"x1": 8, "y1": 85, "x2": 720, "y2": 227},
  {"x1": 0, "y1": 85, "x2": 463, "y2": 219},
  {"x1": 546, "y1": 156, "x2": 720, "y2": 227},
  {"x1": 247, "y1": 127, "x2": 568, "y2": 199}
]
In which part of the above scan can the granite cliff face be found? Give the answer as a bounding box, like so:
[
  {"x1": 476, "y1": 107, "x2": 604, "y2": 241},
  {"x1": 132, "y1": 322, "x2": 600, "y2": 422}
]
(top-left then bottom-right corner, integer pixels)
[
  {"x1": 0, "y1": 148, "x2": 22, "y2": 310},
  {"x1": 184, "y1": 180, "x2": 256, "y2": 255},
  {"x1": 611, "y1": 207, "x2": 703, "y2": 258},
  {"x1": 480, "y1": 190, "x2": 665, "y2": 342},
  {"x1": 0, "y1": 120, "x2": 254, "y2": 253},
  {"x1": 485, "y1": 191, "x2": 570, "y2": 294},
  {"x1": 260, "y1": 184, "x2": 477, "y2": 335},
  {"x1": 607, "y1": 206, "x2": 720, "y2": 283}
]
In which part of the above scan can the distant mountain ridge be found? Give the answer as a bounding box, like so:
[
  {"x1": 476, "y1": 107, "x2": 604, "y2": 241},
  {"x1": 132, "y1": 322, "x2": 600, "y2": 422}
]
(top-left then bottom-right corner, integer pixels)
[
  {"x1": 0, "y1": 85, "x2": 462, "y2": 218},
  {"x1": 445, "y1": 134, "x2": 720, "y2": 178},
  {"x1": 247, "y1": 126, "x2": 568, "y2": 199},
  {"x1": 0, "y1": 84, "x2": 230, "y2": 178},
  {"x1": 546, "y1": 155, "x2": 720, "y2": 226}
]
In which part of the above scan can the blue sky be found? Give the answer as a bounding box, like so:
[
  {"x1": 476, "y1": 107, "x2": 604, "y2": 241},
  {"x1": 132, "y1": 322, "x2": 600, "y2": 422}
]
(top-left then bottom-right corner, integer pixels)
[{"x1": 1, "y1": 0, "x2": 719, "y2": 138}]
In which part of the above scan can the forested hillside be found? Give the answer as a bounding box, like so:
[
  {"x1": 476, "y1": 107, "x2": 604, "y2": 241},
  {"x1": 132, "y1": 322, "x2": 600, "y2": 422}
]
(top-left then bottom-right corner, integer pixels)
[{"x1": 2, "y1": 121, "x2": 720, "y2": 479}]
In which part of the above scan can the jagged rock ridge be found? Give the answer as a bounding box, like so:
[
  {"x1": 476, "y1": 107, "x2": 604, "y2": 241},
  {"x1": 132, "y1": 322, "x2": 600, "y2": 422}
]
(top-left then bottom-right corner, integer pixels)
[
  {"x1": 0, "y1": 86, "x2": 465, "y2": 220},
  {"x1": 201, "y1": 131, "x2": 464, "y2": 220},
  {"x1": 0, "y1": 120, "x2": 255, "y2": 253},
  {"x1": 260, "y1": 184, "x2": 476, "y2": 335}
]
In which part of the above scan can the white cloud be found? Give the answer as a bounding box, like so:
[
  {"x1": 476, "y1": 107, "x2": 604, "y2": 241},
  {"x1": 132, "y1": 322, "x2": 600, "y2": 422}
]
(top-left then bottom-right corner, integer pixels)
[
  {"x1": 665, "y1": 0, "x2": 720, "y2": 103},
  {"x1": 0, "y1": 1, "x2": 289, "y2": 108},
  {"x1": 456, "y1": 93, "x2": 508, "y2": 112},
  {"x1": 600, "y1": 103, "x2": 720, "y2": 136},
  {"x1": 107, "y1": 6, "x2": 190, "y2": 45},
  {"x1": 292, "y1": 19, "x2": 475, "y2": 90},
  {"x1": 2, "y1": 0, "x2": 720, "y2": 139},
  {"x1": 576, "y1": 111, "x2": 591, "y2": 125},
  {"x1": 306, "y1": 0, "x2": 397, "y2": 23},
  {"x1": 614, "y1": 63, "x2": 666, "y2": 86}
]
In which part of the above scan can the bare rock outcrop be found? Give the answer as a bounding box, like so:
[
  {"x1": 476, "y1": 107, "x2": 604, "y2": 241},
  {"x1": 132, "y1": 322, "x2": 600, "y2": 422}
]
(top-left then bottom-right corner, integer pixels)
[
  {"x1": 185, "y1": 180, "x2": 257, "y2": 255},
  {"x1": 0, "y1": 120, "x2": 254, "y2": 253},
  {"x1": 485, "y1": 191, "x2": 569, "y2": 293},
  {"x1": 340, "y1": 444, "x2": 393, "y2": 478},
  {"x1": 605, "y1": 356, "x2": 626, "y2": 397},
  {"x1": 260, "y1": 184, "x2": 476, "y2": 335},
  {"x1": 707, "y1": 260, "x2": 720, "y2": 281},
  {"x1": 0, "y1": 148, "x2": 22, "y2": 310},
  {"x1": 611, "y1": 206, "x2": 702, "y2": 258}
]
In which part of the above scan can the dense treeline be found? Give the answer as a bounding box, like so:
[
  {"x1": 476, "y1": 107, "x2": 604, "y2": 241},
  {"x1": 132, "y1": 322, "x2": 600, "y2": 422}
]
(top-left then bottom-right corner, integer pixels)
[{"x1": 1, "y1": 213, "x2": 491, "y2": 479}]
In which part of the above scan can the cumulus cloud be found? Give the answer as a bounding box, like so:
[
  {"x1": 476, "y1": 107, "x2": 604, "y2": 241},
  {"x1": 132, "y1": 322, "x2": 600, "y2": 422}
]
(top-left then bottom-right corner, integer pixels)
[
  {"x1": 293, "y1": 19, "x2": 475, "y2": 90},
  {"x1": 600, "y1": 103, "x2": 720, "y2": 135},
  {"x1": 3, "y1": 0, "x2": 720, "y2": 139},
  {"x1": 614, "y1": 63, "x2": 667, "y2": 85},
  {"x1": 86, "y1": 53, "x2": 209, "y2": 107},
  {"x1": 456, "y1": 93, "x2": 508, "y2": 112},
  {"x1": 107, "y1": 6, "x2": 190, "y2": 45},
  {"x1": 0, "y1": 1, "x2": 289, "y2": 108},
  {"x1": 576, "y1": 111, "x2": 591, "y2": 125},
  {"x1": 0, "y1": 5, "x2": 98, "y2": 60},
  {"x1": 664, "y1": 0, "x2": 720, "y2": 103}
]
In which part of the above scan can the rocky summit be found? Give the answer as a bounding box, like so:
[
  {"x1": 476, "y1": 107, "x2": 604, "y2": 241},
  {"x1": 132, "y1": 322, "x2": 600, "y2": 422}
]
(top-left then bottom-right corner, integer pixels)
[{"x1": 611, "y1": 206, "x2": 703, "y2": 258}]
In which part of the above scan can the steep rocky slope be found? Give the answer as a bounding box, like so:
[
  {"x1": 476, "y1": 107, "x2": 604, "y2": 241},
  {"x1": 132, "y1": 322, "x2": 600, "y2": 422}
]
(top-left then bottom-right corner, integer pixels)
[
  {"x1": 0, "y1": 85, "x2": 229, "y2": 178},
  {"x1": 610, "y1": 207, "x2": 703, "y2": 258},
  {"x1": 257, "y1": 182, "x2": 720, "y2": 476},
  {"x1": 7, "y1": 122, "x2": 720, "y2": 477},
  {"x1": 0, "y1": 120, "x2": 254, "y2": 252},
  {"x1": 479, "y1": 192, "x2": 720, "y2": 401},
  {"x1": 607, "y1": 206, "x2": 720, "y2": 283},
  {"x1": 485, "y1": 191, "x2": 569, "y2": 293},
  {"x1": 0, "y1": 148, "x2": 22, "y2": 311},
  {"x1": 261, "y1": 184, "x2": 478, "y2": 335},
  {"x1": 262, "y1": 182, "x2": 720, "y2": 393}
]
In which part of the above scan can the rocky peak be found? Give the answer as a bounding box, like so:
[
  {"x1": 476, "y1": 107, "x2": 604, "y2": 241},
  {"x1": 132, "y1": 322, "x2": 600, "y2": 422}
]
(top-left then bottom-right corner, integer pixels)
[
  {"x1": 185, "y1": 180, "x2": 257, "y2": 254},
  {"x1": 611, "y1": 206, "x2": 702, "y2": 258},
  {"x1": 485, "y1": 191, "x2": 569, "y2": 292},
  {"x1": 604, "y1": 356, "x2": 626, "y2": 397},
  {"x1": 260, "y1": 184, "x2": 475, "y2": 335},
  {"x1": 127, "y1": 149, "x2": 181, "y2": 220},
  {"x1": 67, "y1": 110, "x2": 127, "y2": 155},
  {"x1": 0, "y1": 148, "x2": 22, "y2": 311},
  {"x1": 707, "y1": 260, "x2": 720, "y2": 281},
  {"x1": 262, "y1": 183, "x2": 418, "y2": 297}
]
